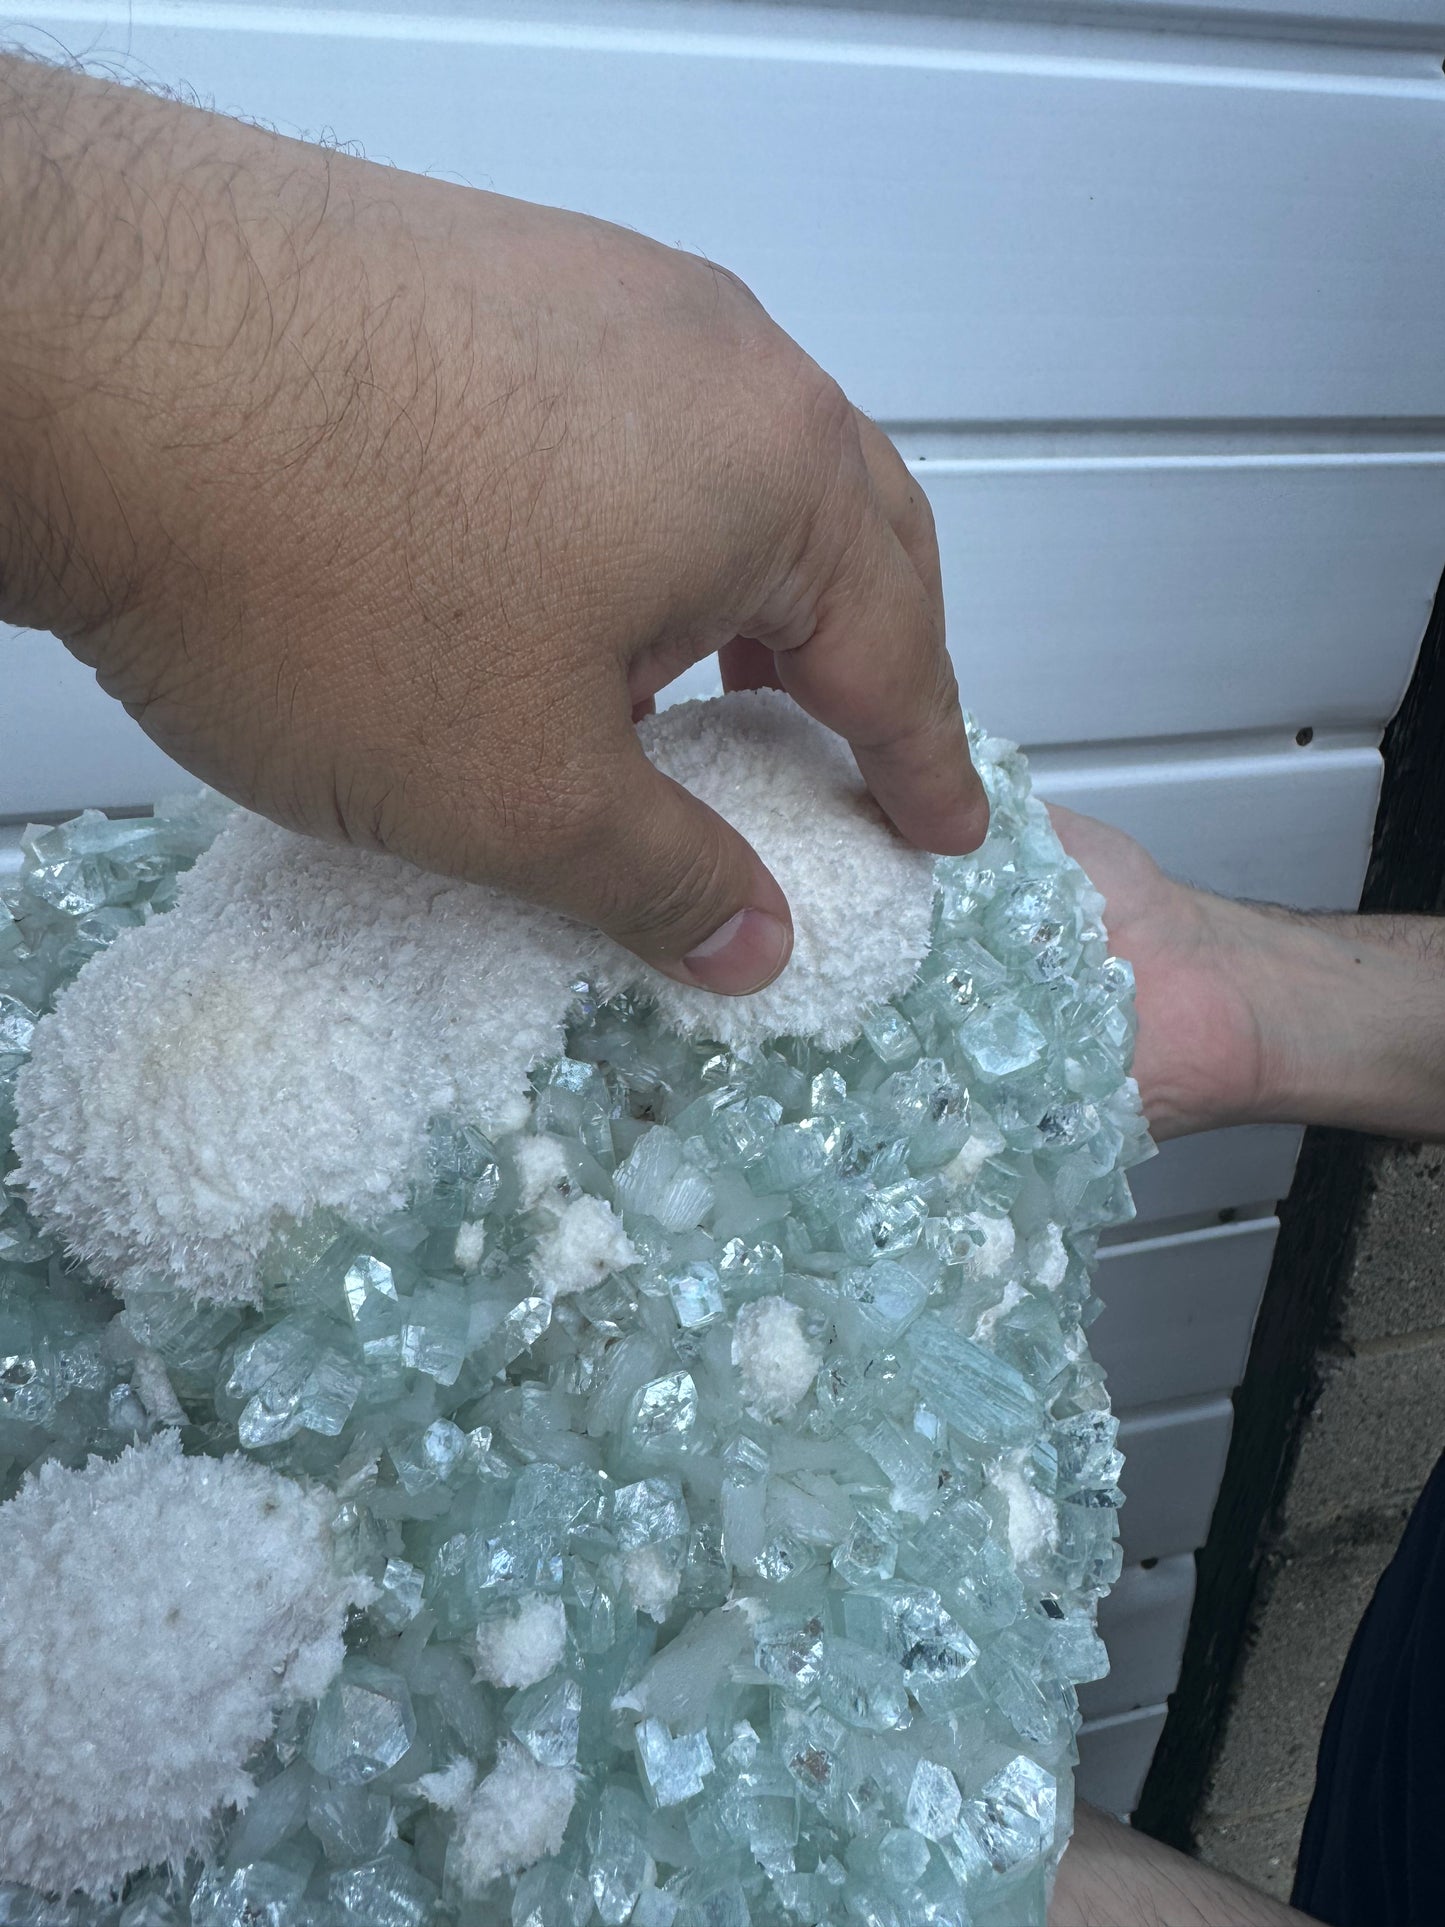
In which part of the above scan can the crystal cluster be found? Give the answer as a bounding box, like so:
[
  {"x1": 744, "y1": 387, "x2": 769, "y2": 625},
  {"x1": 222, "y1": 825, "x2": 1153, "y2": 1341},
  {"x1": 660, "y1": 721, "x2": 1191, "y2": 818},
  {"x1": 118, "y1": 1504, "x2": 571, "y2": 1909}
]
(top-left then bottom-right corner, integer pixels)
[{"x1": 0, "y1": 702, "x2": 1150, "y2": 1927}]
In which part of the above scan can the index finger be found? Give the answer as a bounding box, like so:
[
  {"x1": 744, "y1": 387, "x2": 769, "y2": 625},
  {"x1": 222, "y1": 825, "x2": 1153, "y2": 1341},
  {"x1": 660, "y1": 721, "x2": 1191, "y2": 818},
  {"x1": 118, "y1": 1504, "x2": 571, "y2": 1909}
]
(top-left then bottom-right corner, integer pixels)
[{"x1": 765, "y1": 426, "x2": 987, "y2": 855}]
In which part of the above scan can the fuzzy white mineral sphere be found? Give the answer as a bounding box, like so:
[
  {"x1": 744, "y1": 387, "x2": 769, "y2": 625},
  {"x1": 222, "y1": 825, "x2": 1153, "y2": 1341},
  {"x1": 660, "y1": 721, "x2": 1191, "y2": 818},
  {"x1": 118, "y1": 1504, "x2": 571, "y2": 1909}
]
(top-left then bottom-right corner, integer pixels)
[
  {"x1": 445, "y1": 1744, "x2": 578, "y2": 1894},
  {"x1": 474, "y1": 1595, "x2": 568, "y2": 1690},
  {"x1": 598, "y1": 690, "x2": 937, "y2": 1049},
  {"x1": 732, "y1": 1294, "x2": 822, "y2": 1420},
  {"x1": 0, "y1": 1434, "x2": 364, "y2": 1900},
  {"x1": 14, "y1": 811, "x2": 587, "y2": 1302}
]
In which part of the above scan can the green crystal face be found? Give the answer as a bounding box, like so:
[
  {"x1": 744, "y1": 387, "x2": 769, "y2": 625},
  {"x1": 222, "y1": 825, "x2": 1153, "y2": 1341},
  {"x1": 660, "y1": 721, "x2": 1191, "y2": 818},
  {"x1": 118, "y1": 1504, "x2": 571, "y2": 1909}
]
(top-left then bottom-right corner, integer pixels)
[{"x1": 0, "y1": 730, "x2": 1150, "y2": 1926}]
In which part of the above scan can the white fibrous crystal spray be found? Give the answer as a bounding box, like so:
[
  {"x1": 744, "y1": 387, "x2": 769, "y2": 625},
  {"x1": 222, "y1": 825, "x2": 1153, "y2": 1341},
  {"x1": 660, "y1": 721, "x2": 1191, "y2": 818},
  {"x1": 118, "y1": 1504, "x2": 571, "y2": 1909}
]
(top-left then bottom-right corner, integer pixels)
[
  {"x1": 0, "y1": 1435, "x2": 364, "y2": 1899},
  {"x1": 474, "y1": 1595, "x2": 568, "y2": 1690},
  {"x1": 0, "y1": 695, "x2": 1152, "y2": 1921},
  {"x1": 12, "y1": 811, "x2": 587, "y2": 1302}
]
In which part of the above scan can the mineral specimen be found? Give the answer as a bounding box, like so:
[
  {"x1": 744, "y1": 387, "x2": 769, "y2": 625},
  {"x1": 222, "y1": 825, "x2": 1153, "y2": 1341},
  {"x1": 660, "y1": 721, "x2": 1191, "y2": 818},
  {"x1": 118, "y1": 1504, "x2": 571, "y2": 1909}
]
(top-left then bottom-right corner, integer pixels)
[{"x1": 0, "y1": 694, "x2": 1150, "y2": 1925}]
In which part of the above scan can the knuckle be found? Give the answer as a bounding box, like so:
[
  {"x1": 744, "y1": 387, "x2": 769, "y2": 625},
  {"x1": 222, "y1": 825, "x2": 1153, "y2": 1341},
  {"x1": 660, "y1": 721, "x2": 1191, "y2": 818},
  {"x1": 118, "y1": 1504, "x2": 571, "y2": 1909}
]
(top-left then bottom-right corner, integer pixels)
[{"x1": 602, "y1": 823, "x2": 733, "y2": 956}]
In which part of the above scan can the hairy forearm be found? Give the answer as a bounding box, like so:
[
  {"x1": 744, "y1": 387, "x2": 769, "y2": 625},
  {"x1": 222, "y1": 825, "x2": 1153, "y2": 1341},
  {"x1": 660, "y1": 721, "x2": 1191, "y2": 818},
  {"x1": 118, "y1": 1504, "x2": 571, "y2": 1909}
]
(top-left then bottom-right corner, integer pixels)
[
  {"x1": 1051, "y1": 1805, "x2": 1313, "y2": 1927},
  {"x1": 1226, "y1": 897, "x2": 1445, "y2": 1141},
  {"x1": 0, "y1": 54, "x2": 378, "y2": 655}
]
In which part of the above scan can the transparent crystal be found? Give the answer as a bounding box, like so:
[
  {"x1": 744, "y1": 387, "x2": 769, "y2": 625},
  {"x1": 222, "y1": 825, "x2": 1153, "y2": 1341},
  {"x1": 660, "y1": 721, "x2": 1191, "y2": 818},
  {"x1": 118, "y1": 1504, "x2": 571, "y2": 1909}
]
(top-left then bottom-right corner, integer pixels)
[
  {"x1": 399, "y1": 1284, "x2": 468, "y2": 1384},
  {"x1": 635, "y1": 1720, "x2": 716, "y2": 1807},
  {"x1": 189, "y1": 1862, "x2": 308, "y2": 1927},
  {"x1": 956, "y1": 1756, "x2": 1058, "y2": 1876},
  {"x1": 0, "y1": 994, "x2": 36, "y2": 1067},
  {"x1": 861, "y1": 1003, "x2": 919, "y2": 1065},
  {"x1": 513, "y1": 1862, "x2": 593, "y2": 1927},
  {"x1": 626, "y1": 1371, "x2": 698, "y2": 1450},
  {"x1": 589, "y1": 1784, "x2": 654, "y2": 1924},
  {"x1": 305, "y1": 1658, "x2": 416, "y2": 1784},
  {"x1": 343, "y1": 1254, "x2": 397, "y2": 1318},
  {"x1": 817, "y1": 1638, "x2": 911, "y2": 1732},
  {"x1": 907, "y1": 1760, "x2": 963, "y2": 1840},
  {"x1": 668, "y1": 1262, "x2": 724, "y2": 1330},
  {"x1": 327, "y1": 1857, "x2": 438, "y2": 1927},
  {"x1": 900, "y1": 1313, "x2": 1041, "y2": 1446},
  {"x1": 307, "y1": 1784, "x2": 395, "y2": 1865},
  {"x1": 614, "y1": 1128, "x2": 715, "y2": 1232},
  {"x1": 507, "y1": 1673, "x2": 581, "y2": 1765},
  {"x1": 614, "y1": 1476, "x2": 689, "y2": 1549},
  {"x1": 230, "y1": 1315, "x2": 364, "y2": 1449},
  {"x1": 373, "y1": 1558, "x2": 425, "y2": 1629}
]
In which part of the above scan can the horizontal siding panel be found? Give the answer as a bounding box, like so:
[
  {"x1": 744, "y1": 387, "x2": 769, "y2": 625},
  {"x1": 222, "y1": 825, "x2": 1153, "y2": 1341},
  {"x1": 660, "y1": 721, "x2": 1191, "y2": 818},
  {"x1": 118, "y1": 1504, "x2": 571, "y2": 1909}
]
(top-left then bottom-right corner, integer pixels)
[
  {"x1": 1083, "y1": 1553, "x2": 1197, "y2": 1722},
  {"x1": 1033, "y1": 739, "x2": 1380, "y2": 908},
  {"x1": 2, "y1": 631, "x2": 190, "y2": 818},
  {"x1": 1077, "y1": 1704, "x2": 1169, "y2": 1815},
  {"x1": 1061, "y1": 0, "x2": 1445, "y2": 34},
  {"x1": 1093, "y1": 1218, "x2": 1277, "y2": 1408},
  {"x1": 11, "y1": 5, "x2": 1445, "y2": 423},
  {"x1": 923, "y1": 457, "x2": 1441, "y2": 748},
  {"x1": 1127, "y1": 1124, "x2": 1302, "y2": 1223},
  {"x1": 1117, "y1": 1397, "x2": 1234, "y2": 1560},
  {"x1": 5, "y1": 644, "x2": 1381, "y2": 910}
]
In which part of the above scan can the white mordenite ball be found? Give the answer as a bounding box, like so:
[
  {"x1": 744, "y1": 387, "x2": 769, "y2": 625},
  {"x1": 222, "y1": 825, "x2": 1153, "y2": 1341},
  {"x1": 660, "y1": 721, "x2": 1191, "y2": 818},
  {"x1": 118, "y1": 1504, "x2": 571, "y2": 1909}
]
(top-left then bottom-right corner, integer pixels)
[
  {"x1": 474, "y1": 1595, "x2": 568, "y2": 1691},
  {"x1": 531, "y1": 1194, "x2": 638, "y2": 1302},
  {"x1": 14, "y1": 811, "x2": 587, "y2": 1302},
  {"x1": 731, "y1": 1294, "x2": 822, "y2": 1420},
  {"x1": 0, "y1": 1434, "x2": 364, "y2": 1899},
  {"x1": 447, "y1": 1743, "x2": 577, "y2": 1894},
  {"x1": 623, "y1": 1544, "x2": 683, "y2": 1623},
  {"x1": 600, "y1": 691, "x2": 937, "y2": 1049}
]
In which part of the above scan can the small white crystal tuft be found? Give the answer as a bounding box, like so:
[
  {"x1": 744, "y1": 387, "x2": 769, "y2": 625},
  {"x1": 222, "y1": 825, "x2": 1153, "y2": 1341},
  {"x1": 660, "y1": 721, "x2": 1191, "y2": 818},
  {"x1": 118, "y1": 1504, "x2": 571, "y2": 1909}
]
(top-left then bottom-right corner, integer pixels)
[
  {"x1": 1030, "y1": 1224, "x2": 1070, "y2": 1293},
  {"x1": 453, "y1": 1221, "x2": 487, "y2": 1272},
  {"x1": 597, "y1": 691, "x2": 937, "y2": 1048},
  {"x1": 474, "y1": 1596, "x2": 568, "y2": 1690},
  {"x1": 624, "y1": 1544, "x2": 683, "y2": 1623},
  {"x1": 532, "y1": 1194, "x2": 638, "y2": 1302},
  {"x1": 415, "y1": 1757, "x2": 478, "y2": 1813},
  {"x1": 0, "y1": 1434, "x2": 363, "y2": 1899},
  {"x1": 973, "y1": 1277, "x2": 1028, "y2": 1344},
  {"x1": 448, "y1": 1742, "x2": 577, "y2": 1893},
  {"x1": 732, "y1": 1295, "x2": 821, "y2": 1420},
  {"x1": 959, "y1": 1212, "x2": 1017, "y2": 1281},
  {"x1": 995, "y1": 1447, "x2": 1060, "y2": 1568},
  {"x1": 514, "y1": 1134, "x2": 574, "y2": 1211}
]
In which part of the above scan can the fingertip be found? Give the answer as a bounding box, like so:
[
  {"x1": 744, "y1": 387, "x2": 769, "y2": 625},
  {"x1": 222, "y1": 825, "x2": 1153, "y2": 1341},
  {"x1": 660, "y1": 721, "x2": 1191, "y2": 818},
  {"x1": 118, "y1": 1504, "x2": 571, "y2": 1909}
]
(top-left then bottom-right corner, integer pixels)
[
  {"x1": 929, "y1": 761, "x2": 991, "y2": 855},
  {"x1": 667, "y1": 904, "x2": 794, "y2": 995},
  {"x1": 850, "y1": 713, "x2": 990, "y2": 858}
]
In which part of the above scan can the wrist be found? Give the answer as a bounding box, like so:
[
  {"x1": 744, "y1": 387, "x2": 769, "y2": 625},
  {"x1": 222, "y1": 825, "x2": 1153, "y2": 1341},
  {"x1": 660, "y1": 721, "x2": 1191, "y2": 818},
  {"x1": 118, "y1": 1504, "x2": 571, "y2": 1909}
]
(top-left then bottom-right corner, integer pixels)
[{"x1": 1211, "y1": 897, "x2": 1445, "y2": 1140}]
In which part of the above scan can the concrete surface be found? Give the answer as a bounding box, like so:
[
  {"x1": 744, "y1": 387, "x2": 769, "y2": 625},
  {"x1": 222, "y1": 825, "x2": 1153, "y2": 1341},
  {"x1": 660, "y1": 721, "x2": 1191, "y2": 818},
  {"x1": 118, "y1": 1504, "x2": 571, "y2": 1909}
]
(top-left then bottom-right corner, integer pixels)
[{"x1": 1190, "y1": 1140, "x2": 1445, "y2": 1900}]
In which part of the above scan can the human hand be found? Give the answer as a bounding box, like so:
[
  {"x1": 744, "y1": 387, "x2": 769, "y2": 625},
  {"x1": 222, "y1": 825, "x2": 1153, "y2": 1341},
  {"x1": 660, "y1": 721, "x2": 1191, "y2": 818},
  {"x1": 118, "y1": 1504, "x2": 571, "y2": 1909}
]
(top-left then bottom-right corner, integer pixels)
[
  {"x1": 0, "y1": 57, "x2": 986, "y2": 997},
  {"x1": 1050, "y1": 1802, "x2": 1311, "y2": 1925},
  {"x1": 1048, "y1": 807, "x2": 1268, "y2": 1139}
]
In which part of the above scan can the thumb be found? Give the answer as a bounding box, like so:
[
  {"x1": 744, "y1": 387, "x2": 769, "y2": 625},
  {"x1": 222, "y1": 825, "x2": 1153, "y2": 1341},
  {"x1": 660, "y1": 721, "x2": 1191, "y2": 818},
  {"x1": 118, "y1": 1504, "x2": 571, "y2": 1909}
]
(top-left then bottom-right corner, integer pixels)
[{"x1": 565, "y1": 735, "x2": 794, "y2": 996}]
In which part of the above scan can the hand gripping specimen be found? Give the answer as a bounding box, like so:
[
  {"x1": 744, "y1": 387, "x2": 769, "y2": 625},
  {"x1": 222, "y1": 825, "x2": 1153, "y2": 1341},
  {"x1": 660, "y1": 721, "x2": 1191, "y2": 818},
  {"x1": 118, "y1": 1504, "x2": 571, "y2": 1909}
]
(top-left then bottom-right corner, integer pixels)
[{"x1": 0, "y1": 695, "x2": 1150, "y2": 1923}]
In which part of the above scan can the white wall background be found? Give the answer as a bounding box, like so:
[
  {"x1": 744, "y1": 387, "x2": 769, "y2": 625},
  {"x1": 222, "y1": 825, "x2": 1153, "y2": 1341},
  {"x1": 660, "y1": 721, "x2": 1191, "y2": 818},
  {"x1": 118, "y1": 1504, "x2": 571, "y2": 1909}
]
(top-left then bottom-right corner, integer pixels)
[{"x1": 4, "y1": 0, "x2": 1444, "y2": 1815}]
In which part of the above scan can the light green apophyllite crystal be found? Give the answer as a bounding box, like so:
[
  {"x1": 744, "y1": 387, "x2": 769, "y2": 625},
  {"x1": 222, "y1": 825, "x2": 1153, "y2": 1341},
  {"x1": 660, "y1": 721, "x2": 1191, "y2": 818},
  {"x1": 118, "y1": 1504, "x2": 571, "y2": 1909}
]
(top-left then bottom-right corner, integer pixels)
[{"x1": 0, "y1": 726, "x2": 1151, "y2": 1926}]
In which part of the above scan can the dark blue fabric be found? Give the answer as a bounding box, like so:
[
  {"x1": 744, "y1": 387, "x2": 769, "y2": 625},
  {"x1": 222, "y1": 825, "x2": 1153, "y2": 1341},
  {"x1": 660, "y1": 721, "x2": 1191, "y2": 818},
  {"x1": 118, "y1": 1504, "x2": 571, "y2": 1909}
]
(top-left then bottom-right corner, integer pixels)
[{"x1": 1292, "y1": 1449, "x2": 1445, "y2": 1925}]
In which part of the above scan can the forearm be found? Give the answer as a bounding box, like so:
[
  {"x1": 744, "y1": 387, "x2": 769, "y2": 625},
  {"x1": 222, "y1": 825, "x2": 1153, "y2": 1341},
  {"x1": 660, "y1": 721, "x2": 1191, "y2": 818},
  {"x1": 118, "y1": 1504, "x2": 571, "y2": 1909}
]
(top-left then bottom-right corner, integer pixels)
[
  {"x1": 1051, "y1": 1804, "x2": 1313, "y2": 1927},
  {"x1": 0, "y1": 54, "x2": 373, "y2": 657},
  {"x1": 1224, "y1": 897, "x2": 1445, "y2": 1141}
]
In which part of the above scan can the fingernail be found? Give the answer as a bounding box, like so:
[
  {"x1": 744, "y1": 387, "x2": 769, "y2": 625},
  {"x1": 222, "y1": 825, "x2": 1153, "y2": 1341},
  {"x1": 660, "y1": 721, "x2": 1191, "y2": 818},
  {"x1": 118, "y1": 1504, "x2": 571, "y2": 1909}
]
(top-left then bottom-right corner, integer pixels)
[{"x1": 682, "y1": 908, "x2": 792, "y2": 995}]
